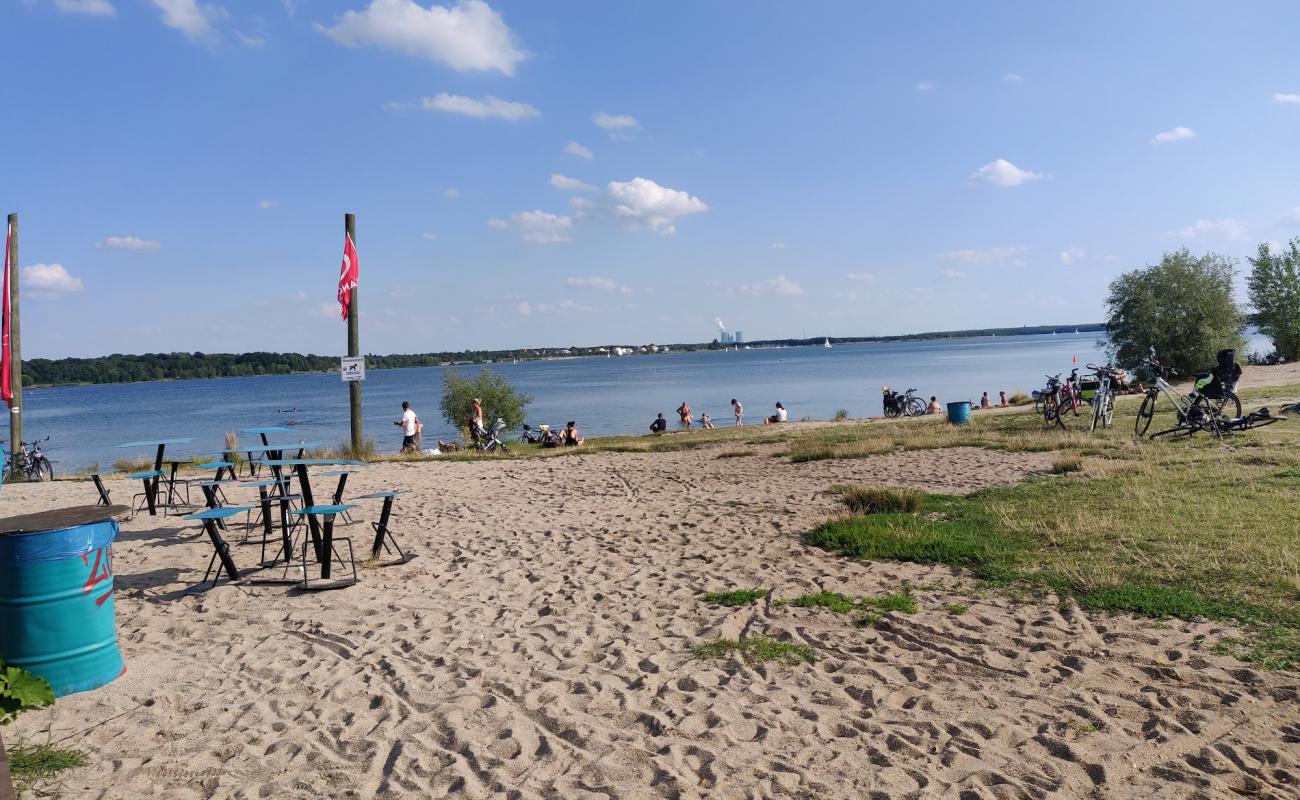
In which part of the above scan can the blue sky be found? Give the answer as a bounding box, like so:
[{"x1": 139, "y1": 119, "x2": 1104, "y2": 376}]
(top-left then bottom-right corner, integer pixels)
[{"x1": 4, "y1": 0, "x2": 1300, "y2": 358}]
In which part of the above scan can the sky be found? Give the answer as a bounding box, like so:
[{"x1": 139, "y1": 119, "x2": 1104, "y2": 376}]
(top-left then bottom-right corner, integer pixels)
[{"x1": 3, "y1": 0, "x2": 1300, "y2": 358}]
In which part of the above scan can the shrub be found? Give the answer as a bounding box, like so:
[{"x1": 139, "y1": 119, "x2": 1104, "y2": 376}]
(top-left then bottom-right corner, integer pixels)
[
  {"x1": 830, "y1": 485, "x2": 923, "y2": 514},
  {"x1": 440, "y1": 367, "x2": 532, "y2": 439},
  {"x1": 834, "y1": 408, "x2": 849, "y2": 422},
  {"x1": 1247, "y1": 238, "x2": 1300, "y2": 362}
]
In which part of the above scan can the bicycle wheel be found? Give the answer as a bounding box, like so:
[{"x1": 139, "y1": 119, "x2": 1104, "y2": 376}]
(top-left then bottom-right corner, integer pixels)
[
  {"x1": 1214, "y1": 390, "x2": 1241, "y2": 420},
  {"x1": 1089, "y1": 394, "x2": 1104, "y2": 431},
  {"x1": 905, "y1": 397, "x2": 926, "y2": 417},
  {"x1": 1135, "y1": 393, "x2": 1157, "y2": 436},
  {"x1": 34, "y1": 456, "x2": 53, "y2": 481},
  {"x1": 884, "y1": 404, "x2": 900, "y2": 419},
  {"x1": 1042, "y1": 395, "x2": 1059, "y2": 427},
  {"x1": 1102, "y1": 392, "x2": 1115, "y2": 428}
]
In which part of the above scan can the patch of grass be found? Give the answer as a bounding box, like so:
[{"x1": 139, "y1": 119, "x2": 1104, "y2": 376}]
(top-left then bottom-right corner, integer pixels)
[
  {"x1": 854, "y1": 611, "x2": 883, "y2": 626},
  {"x1": 701, "y1": 588, "x2": 767, "y2": 607},
  {"x1": 329, "y1": 438, "x2": 379, "y2": 461},
  {"x1": 830, "y1": 484, "x2": 924, "y2": 514},
  {"x1": 805, "y1": 510, "x2": 1020, "y2": 579},
  {"x1": 1051, "y1": 453, "x2": 1084, "y2": 474},
  {"x1": 8, "y1": 739, "x2": 88, "y2": 796},
  {"x1": 834, "y1": 408, "x2": 849, "y2": 422},
  {"x1": 1212, "y1": 625, "x2": 1300, "y2": 671},
  {"x1": 860, "y1": 591, "x2": 918, "y2": 614},
  {"x1": 716, "y1": 450, "x2": 753, "y2": 459},
  {"x1": 691, "y1": 636, "x2": 815, "y2": 667},
  {"x1": 111, "y1": 457, "x2": 152, "y2": 474},
  {"x1": 788, "y1": 591, "x2": 857, "y2": 613},
  {"x1": 783, "y1": 589, "x2": 918, "y2": 617},
  {"x1": 944, "y1": 603, "x2": 970, "y2": 615}
]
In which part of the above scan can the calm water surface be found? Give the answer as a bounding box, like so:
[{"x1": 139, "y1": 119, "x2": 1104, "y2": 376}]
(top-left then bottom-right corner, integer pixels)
[{"x1": 22, "y1": 332, "x2": 1136, "y2": 472}]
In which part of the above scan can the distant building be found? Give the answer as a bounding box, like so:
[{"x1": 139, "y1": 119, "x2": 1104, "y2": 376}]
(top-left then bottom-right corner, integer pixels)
[{"x1": 735, "y1": 331, "x2": 744, "y2": 344}]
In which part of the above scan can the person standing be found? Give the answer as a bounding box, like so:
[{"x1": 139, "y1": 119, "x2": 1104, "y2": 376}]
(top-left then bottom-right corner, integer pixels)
[
  {"x1": 394, "y1": 401, "x2": 420, "y2": 454},
  {"x1": 999, "y1": 390, "x2": 1008, "y2": 407},
  {"x1": 677, "y1": 401, "x2": 693, "y2": 429},
  {"x1": 731, "y1": 398, "x2": 743, "y2": 426}
]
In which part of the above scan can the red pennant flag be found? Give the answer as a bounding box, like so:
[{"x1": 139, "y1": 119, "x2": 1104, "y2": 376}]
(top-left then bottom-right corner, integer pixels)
[
  {"x1": 1072, "y1": 355, "x2": 1077, "y2": 364},
  {"x1": 337, "y1": 231, "x2": 358, "y2": 321},
  {"x1": 2, "y1": 220, "x2": 11, "y2": 407}
]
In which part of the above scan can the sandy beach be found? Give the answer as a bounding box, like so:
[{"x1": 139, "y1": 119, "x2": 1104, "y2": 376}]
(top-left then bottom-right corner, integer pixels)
[{"x1": 5, "y1": 436, "x2": 1299, "y2": 799}]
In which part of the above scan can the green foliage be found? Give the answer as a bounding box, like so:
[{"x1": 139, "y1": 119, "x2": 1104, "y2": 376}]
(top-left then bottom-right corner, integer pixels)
[
  {"x1": 1247, "y1": 238, "x2": 1300, "y2": 361},
  {"x1": 784, "y1": 590, "x2": 917, "y2": 616},
  {"x1": 861, "y1": 591, "x2": 918, "y2": 614},
  {"x1": 701, "y1": 588, "x2": 768, "y2": 607},
  {"x1": 944, "y1": 603, "x2": 970, "y2": 615},
  {"x1": 1103, "y1": 248, "x2": 1244, "y2": 375},
  {"x1": 1, "y1": 664, "x2": 55, "y2": 725},
  {"x1": 833, "y1": 408, "x2": 849, "y2": 421},
  {"x1": 830, "y1": 484, "x2": 924, "y2": 514},
  {"x1": 439, "y1": 367, "x2": 532, "y2": 436},
  {"x1": 8, "y1": 739, "x2": 88, "y2": 796},
  {"x1": 788, "y1": 591, "x2": 858, "y2": 613},
  {"x1": 691, "y1": 636, "x2": 815, "y2": 667},
  {"x1": 1212, "y1": 625, "x2": 1300, "y2": 671}
]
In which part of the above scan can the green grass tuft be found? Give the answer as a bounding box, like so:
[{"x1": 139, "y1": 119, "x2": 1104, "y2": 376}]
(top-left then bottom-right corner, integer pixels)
[
  {"x1": 701, "y1": 588, "x2": 768, "y2": 607},
  {"x1": 788, "y1": 591, "x2": 858, "y2": 613},
  {"x1": 691, "y1": 636, "x2": 815, "y2": 667},
  {"x1": 1051, "y1": 453, "x2": 1084, "y2": 474},
  {"x1": 861, "y1": 591, "x2": 918, "y2": 614},
  {"x1": 8, "y1": 740, "x2": 88, "y2": 796},
  {"x1": 1212, "y1": 625, "x2": 1300, "y2": 671},
  {"x1": 943, "y1": 603, "x2": 970, "y2": 615},
  {"x1": 830, "y1": 484, "x2": 924, "y2": 514}
]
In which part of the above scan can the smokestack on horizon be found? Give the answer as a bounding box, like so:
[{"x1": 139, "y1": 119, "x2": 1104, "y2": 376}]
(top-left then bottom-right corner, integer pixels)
[{"x1": 716, "y1": 318, "x2": 726, "y2": 332}]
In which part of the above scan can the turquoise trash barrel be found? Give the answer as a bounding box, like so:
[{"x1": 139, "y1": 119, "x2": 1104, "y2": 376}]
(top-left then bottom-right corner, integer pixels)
[
  {"x1": 0, "y1": 509, "x2": 126, "y2": 697},
  {"x1": 946, "y1": 401, "x2": 972, "y2": 425}
]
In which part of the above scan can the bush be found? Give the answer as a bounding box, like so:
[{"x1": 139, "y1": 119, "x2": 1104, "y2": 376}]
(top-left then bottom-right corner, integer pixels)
[
  {"x1": 830, "y1": 484, "x2": 924, "y2": 514},
  {"x1": 440, "y1": 368, "x2": 532, "y2": 439},
  {"x1": 1248, "y1": 238, "x2": 1300, "y2": 362},
  {"x1": 1008, "y1": 391, "x2": 1032, "y2": 406},
  {"x1": 833, "y1": 408, "x2": 849, "y2": 421},
  {"x1": 1104, "y1": 248, "x2": 1244, "y2": 375}
]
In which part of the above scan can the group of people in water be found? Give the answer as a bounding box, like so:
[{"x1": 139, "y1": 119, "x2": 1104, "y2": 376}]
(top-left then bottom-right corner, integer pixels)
[{"x1": 653, "y1": 399, "x2": 787, "y2": 433}]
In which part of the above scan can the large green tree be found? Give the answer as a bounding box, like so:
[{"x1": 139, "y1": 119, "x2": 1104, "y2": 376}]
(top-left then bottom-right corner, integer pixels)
[
  {"x1": 1247, "y1": 238, "x2": 1300, "y2": 362},
  {"x1": 439, "y1": 367, "x2": 532, "y2": 438},
  {"x1": 1104, "y1": 248, "x2": 1244, "y2": 375}
]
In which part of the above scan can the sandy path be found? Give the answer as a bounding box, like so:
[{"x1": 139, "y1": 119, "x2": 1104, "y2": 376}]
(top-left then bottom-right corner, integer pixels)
[{"x1": 6, "y1": 443, "x2": 1298, "y2": 799}]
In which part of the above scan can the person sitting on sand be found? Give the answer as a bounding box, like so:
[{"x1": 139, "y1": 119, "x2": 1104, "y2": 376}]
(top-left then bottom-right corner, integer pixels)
[
  {"x1": 562, "y1": 420, "x2": 583, "y2": 447},
  {"x1": 980, "y1": 392, "x2": 991, "y2": 409},
  {"x1": 765, "y1": 401, "x2": 788, "y2": 424},
  {"x1": 731, "y1": 398, "x2": 743, "y2": 426},
  {"x1": 999, "y1": 390, "x2": 1008, "y2": 407},
  {"x1": 927, "y1": 396, "x2": 942, "y2": 414},
  {"x1": 677, "y1": 401, "x2": 693, "y2": 429},
  {"x1": 650, "y1": 413, "x2": 667, "y2": 434},
  {"x1": 700, "y1": 412, "x2": 715, "y2": 429}
]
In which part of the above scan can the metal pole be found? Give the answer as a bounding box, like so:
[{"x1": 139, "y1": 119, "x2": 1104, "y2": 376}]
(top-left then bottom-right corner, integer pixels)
[
  {"x1": 345, "y1": 213, "x2": 361, "y2": 455},
  {"x1": 7, "y1": 213, "x2": 21, "y2": 474}
]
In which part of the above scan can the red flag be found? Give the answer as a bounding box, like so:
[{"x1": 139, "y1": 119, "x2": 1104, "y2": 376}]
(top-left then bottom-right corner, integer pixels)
[
  {"x1": 337, "y1": 231, "x2": 358, "y2": 321},
  {"x1": 2, "y1": 220, "x2": 11, "y2": 407}
]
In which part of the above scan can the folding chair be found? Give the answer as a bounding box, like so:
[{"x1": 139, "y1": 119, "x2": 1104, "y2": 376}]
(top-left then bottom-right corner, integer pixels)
[
  {"x1": 184, "y1": 506, "x2": 257, "y2": 590},
  {"x1": 351, "y1": 491, "x2": 415, "y2": 565}
]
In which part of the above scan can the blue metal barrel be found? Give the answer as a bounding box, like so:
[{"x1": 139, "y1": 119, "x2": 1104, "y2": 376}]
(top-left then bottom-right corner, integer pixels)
[
  {"x1": 0, "y1": 507, "x2": 126, "y2": 697},
  {"x1": 946, "y1": 401, "x2": 972, "y2": 425}
]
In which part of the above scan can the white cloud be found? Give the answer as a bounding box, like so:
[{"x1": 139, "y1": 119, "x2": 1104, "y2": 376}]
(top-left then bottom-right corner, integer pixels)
[
  {"x1": 1273, "y1": 93, "x2": 1300, "y2": 105},
  {"x1": 940, "y1": 245, "x2": 1032, "y2": 264},
  {"x1": 593, "y1": 111, "x2": 638, "y2": 131},
  {"x1": 550, "y1": 173, "x2": 597, "y2": 192},
  {"x1": 96, "y1": 235, "x2": 161, "y2": 251},
  {"x1": 407, "y1": 92, "x2": 538, "y2": 121},
  {"x1": 310, "y1": 302, "x2": 337, "y2": 318},
  {"x1": 22, "y1": 264, "x2": 84, "y2": 294},
  {"x1": 969, "y1": 159, "x2": 1042, "y2": 187},
  {"x1": 55, "y1": 0, "x2": 115, "y2": 15},
  {"x1": 605, "y1": 177, "x2": 707, "y2": 235},
  {"x1": 235, "y1": 30, "x2": 266, "y2": 47},
  {"x1": 770, "y1": 242, "x2": 786, "y2": 250},
  {"x1": 444, "y1": 187, "x2": 460, "y2": 199},
  {"x1": 845, "y1": 271, "x2": 875, "y2": 282},
  {"x1": 1058, "y1": 247, "x2": 1085, "y2": 265},
  {"x1": 1002, "y1": 72, "x2": 1023, "y2": 82},
  {"x1": 516, "y1": 301, "x2": 531, "y2": 316},
  {"x1": 914, "y1": 81, "x2": 934, "y2": 92},
  {"x1": 740, "y1": 275, "x2": 804, "y2": 296},
  {"x1": 422, "y1": 232, "x2": 438, "y2": 240},
  {"x1": 1170, "y1": 218, "x2": 1248, "y2": 240},
  {"x1": 941, "y1": 269, "x2": 966, "y2": 279},
  {"x1": 258, "y1": 199, "x2": 277, "y2": 209},
  {"x1": 322, "y1": 0, "x2": 526, "y2": 75},
  {"x1": 488, "y1": 210, "x2": 572, "y2": 243},
  {"x1": 567, "y1": 276, "x2": 615, "y2": 290},
  {"x1": 152, "y1": 0, "x2": 225, "y2": 42},
  {"x1": 1151, "y1": 126, "x2": 1197, "y2": 145},
  {"x1": 564, "y1": 141, "x2": 593, "y2": 160}
]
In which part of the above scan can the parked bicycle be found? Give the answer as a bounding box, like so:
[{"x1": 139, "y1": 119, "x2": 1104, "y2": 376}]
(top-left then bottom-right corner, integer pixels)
[
  {"x1": 882, "y1": 387, "x2": 926, "y2": 418},
  {"x1": 1039, "y1": 374, "x2": 1066, "y2": 428},
  {"x1": 1134, "y1": 348, "x2": 1228, "y2": 439},
  {"x1": 1085, "y1": 363, "x2": 1120, "y2": 431},
  {"x1": 3, "y1": 436, "x2": 54, "y2": 481}
]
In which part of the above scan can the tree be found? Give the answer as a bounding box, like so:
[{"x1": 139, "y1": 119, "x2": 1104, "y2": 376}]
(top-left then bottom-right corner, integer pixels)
[
  {"x1": 1104, "y1": 248, "x2": 1244, "y2": 375},
  {"x1": 1247, "y1": 238, "x2": 1300, "y2": 361},
  {"x1": 439, "y1": 367, "x2": 532, "y2": 438}
]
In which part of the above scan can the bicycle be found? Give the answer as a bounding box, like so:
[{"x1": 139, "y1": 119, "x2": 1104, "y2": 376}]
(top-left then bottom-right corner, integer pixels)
[
  {"x1": 1085, "y1": 363, "x2": 1119, "y2": 431},
  {"x1": 1134, "y1": 349, "x2": 1227, "y2": 439},
  {"x1": 883, "y1": 387, "x2": 926, "y2": 418},
  {"x1": 3, "y1": 436, "x2": 54, "y2": 481},
  {"x1": 1039, "y1": 374, "x2": 1065, "y2": 428}
]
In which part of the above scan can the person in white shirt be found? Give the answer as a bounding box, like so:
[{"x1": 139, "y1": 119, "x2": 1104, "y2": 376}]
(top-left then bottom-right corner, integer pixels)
[
  {"x1": 394, "y1": 401, "x2": 420, "y2": 453},
  {"x1": 765, "y1": 401, "x2": 788, "y2": 424}
]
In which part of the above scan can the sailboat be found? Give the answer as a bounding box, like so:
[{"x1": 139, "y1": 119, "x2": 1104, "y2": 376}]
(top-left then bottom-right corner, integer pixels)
[{"x1": 823, "y1": 338, "x2": 832, "y2": 348}]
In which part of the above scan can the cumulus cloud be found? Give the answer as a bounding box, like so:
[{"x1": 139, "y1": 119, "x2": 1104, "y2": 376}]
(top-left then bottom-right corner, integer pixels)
[
  {"x1": 550, "y1": 174, "x2": 597, "y2": 192},
  {"x1": 1170, "y1": 218, "x2": 1248, "y2": 240},
  {"x1": 605, "y1": 177, "x2": 707, "y2": 235},
  {"x1": 400, "y1": 92, "x2": 538, "y2": 121},
  {"x1": 444, "y1": 187, "x2": 460, "y2": 199},
  {"x1": 1059, "y1": 247, "x2": 1086, "y2": 265},
  {"x1": 96, "y1": 235, "x2": 161, "y2": 251},
  {"x1": 23, "y1": 264, "x2": 84, "y2": 294},
  {"x1": 1151, "y1": 126, "x2": 1197, "y2": 145},
  {"x1": 152, "y1": 0, "x2": 225, "y2": 42},
  {"x1": 488, "y1": 210, "x2": 572, "y2": 243},
  {"x1": 969, "y1": 158, "x2": 1042, "y2": 187},
  {"x1": 1273, "y1": 93, "x2": 1300, "y2": 105},
  {"x1": 941, "y1": 269, "x2": 966, "y2": 279},
  {"x1": 564, "y1": 141, "x2": 593, "y2": 160},
  {"x1": 940, "y1": 245, "x2": 1032, "y2": 264},
  {"x1": 740, "y1": 275, "x2": 804, "y2": 296},
  {"x1": 593, "y1": 111, "x2": 637, "y2": 131},
  {"x1": 322, "y1": 0, "x2": 526, "y2": 75},
  {"x1": 55, "y1": 0, "x2": 115, "y2": 15}
]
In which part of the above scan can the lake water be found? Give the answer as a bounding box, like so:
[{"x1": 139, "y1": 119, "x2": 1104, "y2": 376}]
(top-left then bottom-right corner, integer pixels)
[{"x1": 15, "y1": 330, "x2": 1269, "y2": 473}]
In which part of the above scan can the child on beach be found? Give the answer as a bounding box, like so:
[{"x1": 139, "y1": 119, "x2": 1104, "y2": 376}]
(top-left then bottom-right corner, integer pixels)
[
  {"x1": 999, "y1": 390, "x2": 1008, "y2": 407},
  {"x1": 731, "y1": 398, "x2": 743, "y2": 426},
  {"x1": 700, "y1": 413, "x2": 714, "y2": 429}
]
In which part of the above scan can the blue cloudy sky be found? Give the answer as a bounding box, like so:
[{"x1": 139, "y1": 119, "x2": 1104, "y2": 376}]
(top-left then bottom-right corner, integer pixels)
[{"x1": 4, "y1": 0, "x2": 1300, "y2": 357}]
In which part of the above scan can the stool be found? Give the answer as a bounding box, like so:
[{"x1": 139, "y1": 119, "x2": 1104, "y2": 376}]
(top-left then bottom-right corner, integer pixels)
[
  {"x1": 184, "y1": 506, "x2": 257, "y2": 590},
  {"x1": 351, "y1": 491, "x2": 414, "y2": 565},
  {"x1": 288, "y1": 504, "x2": 359, "y2": 590}
]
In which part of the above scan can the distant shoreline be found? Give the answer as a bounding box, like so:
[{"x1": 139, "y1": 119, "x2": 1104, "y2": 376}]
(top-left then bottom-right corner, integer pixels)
[{"x1": 23, "y1": 324, "x2": 1105, "y2": 389}]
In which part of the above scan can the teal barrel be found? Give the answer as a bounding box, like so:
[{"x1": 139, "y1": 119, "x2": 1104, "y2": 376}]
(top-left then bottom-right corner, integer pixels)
[
  {"x1": 946, "y1": 401, "x2": 972, "y2": 425},
  {"x1": 0, "y1": 507, "x2": 127, "y2": 697}
]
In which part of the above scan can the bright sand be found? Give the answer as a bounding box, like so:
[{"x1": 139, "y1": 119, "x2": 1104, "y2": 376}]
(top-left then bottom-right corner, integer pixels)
[{"x1": 6, "y1": 434, "x2": 1299, "y2": 798}]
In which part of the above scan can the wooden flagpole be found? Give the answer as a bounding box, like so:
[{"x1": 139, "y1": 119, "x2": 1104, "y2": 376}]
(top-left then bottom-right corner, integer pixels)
[
  {"x1": 7, "y1": 212, "x2": 21, "y2": 473},
  {"x1": 346, "y1": 213, "x2": 361, "y2": 454}
]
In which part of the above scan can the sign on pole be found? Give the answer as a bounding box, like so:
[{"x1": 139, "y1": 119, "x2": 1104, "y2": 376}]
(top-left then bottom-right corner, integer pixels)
[{"x1": 341, "y1": 356, "x2": 365, "y2": 382}]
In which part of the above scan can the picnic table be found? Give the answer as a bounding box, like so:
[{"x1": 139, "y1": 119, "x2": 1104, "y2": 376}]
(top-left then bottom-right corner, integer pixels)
[{"x1": 115, "y1": 438, "x2": 194, "y2": 516}]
